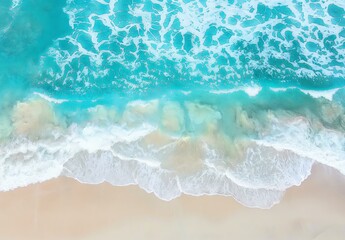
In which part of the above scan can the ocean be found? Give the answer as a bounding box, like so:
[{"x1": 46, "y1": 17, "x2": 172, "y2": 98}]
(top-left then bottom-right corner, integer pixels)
[{"x1": 0, "y1": 0, "x2": 344, "y2": 208}]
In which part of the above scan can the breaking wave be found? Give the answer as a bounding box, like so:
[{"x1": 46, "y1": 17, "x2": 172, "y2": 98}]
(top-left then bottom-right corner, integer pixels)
[{"x1": 0, "y1": 0, "x2": 345, "y2": 208}]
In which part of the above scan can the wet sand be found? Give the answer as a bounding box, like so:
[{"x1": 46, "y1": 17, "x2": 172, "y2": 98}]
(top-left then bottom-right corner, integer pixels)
[{"x1": 0, "y1": 165, "x2": 345, "y2": 240}]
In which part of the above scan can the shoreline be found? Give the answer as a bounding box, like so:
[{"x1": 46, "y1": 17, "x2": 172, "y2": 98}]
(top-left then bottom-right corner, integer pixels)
[
  {"x1": 0, "y1": 164, "x2": 345, "y2": 239},
  {"x1": 3, "y1": 87, "x2": 344, "y2": 205}
]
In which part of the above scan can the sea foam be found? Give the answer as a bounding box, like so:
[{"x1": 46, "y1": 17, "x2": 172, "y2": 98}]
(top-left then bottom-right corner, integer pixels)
[
  {"x1": 1, "y1": 0, "x2": 345, "y2": 209},
  {"x1": 1, "y1": 88, "x2": 344, "y2": 208},
  {"x1": 36, "y1": 0, "x2": 345, "y2": 94}
]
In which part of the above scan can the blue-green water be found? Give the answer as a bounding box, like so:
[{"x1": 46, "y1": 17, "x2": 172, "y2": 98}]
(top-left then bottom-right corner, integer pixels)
[{"x1": 0, "y1": 0, "x2": 345, "y2": 208}]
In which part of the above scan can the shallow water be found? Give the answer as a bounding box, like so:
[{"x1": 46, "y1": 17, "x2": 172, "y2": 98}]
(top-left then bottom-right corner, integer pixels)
[{"x1": 0, "y1": 0, "x2": 345, "y2": 208}]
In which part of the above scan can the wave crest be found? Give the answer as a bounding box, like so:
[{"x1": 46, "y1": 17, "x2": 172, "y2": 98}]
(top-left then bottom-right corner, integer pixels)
[{"x1": 1, "y1": 88, "x2": 344, "y2": 208}]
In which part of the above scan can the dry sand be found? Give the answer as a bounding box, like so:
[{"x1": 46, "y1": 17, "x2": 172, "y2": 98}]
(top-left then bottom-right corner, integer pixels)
[{"x1": 0, "y1": 164, "x2": 345, "y2": 240}]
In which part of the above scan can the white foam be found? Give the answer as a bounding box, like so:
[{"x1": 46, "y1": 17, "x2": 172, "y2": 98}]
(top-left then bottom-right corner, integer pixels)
[
  {"x1": 33, "y1": 92, "x2": 68, "y2": 104},
  {"x1": 210, "y1": 86, "x2": 262, "y2": 96},
  {"x1": 10, "y1": 0, "x2": 22, "y2": 10},
  {"x1": 41, "y1": 0, "x2": 345, "y2": 92},
  {"x1": 269, "y1": 87, "x2": 293, "y2": 92},
  {"x1": 270, "y1": 87, "x2": 344, "y2": 100},
  {"x1": 1, "y1": 95, "x2": 345, "y2": 209},
  {"x1": 62, "y1": 149, "x2": 285, "y2": 208},
  {"x1": 300, "y1": 88, "x2": 341, "y2": 101},
  {"x1": 256, "y1": 116, "x2": 345, "y2": 175},
  {"x1": 0, "y1": 112, "x2": 295, "y2": 208}
]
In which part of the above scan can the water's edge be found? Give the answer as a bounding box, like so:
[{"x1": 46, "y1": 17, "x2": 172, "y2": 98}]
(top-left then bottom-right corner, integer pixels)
[{"x1": 1, "y1": 87, "x2": 344, "y2": 208}]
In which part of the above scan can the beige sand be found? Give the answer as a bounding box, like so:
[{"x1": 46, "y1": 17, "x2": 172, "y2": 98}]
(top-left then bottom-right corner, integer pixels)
[{"x1": 0, "y1": 165, "x2": 345, "y2": 240}]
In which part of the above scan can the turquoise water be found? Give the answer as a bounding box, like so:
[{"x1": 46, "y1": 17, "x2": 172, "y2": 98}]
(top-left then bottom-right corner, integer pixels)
[{"x1": 0, "y1": 0, "x2": 345, "y2": 208}]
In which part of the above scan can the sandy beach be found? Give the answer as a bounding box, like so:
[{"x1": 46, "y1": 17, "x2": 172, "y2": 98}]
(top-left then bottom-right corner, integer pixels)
[
  {"x1": 0, "y1": 164, "x2": 344, "y2": 240},
  {"x1": 1, "y1": 1, "x2": 345, "y2": 240}
]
